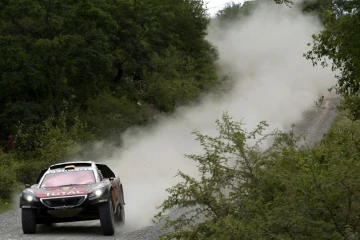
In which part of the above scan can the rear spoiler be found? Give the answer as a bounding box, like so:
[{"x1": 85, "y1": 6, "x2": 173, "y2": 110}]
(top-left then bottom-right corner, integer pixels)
[{"x1": 96, "y1": 164, "x2": 115, "y2": 178}]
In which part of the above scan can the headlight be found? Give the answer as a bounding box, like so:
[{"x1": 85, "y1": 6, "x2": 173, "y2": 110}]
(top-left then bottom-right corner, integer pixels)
[
  {"x1": 26, "y1": 195, "x2": 34, "y2": 202},
  {"x1": 94, "y1": 189, "x2": 103, "y2": 197},
  {"x1": 23, "y1": 193, "x2": 37, "y2": 202},
  {"x1": 89, "y1": 187, "x2": 106, "y2": 200}
]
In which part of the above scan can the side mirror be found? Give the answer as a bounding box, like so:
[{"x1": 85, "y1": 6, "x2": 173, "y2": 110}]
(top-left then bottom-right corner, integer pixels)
[
  {"x1": 109, "y1": 177, "x2": 114, "y2": 181},
  {"x1": 25, "y1": 184, "x2": 31, "y2": 188}
]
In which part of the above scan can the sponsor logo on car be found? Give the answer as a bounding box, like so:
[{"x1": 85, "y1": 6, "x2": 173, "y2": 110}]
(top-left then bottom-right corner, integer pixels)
[
  {"x1": 48, "y1": 168, "x2": 92, "y2": 173},
  {"x1": 46, "y1": 191, "x2": 87, "y2": 197}
]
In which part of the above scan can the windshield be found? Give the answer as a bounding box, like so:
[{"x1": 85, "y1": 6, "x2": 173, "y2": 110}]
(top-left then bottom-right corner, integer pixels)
[{"x1": 40, "y1": 170, "x2": 96, "y2": 188}]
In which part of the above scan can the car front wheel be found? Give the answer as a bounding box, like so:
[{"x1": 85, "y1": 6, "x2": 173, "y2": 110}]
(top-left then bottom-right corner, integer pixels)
[
  {"x1": 99, "y1": 201, "x2": 115, "y2": 235},
  {"x1": 21, "y1": 208, "x2": 37, "y2": 234}
]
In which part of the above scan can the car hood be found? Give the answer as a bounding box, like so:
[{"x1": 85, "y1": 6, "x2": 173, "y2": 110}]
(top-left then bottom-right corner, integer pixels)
[{"x1": 34, "y1": 184, "x2": 103, "y2": 198}]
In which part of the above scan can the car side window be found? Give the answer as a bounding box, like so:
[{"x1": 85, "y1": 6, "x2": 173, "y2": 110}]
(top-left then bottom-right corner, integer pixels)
[{"x1": 98, "y1": 170, "x2": 104, "y2": 181}]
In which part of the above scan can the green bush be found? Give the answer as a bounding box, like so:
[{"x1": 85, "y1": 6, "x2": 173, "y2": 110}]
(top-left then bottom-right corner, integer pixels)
[
  {"x1": 11, "y1": 113, "x2": 95, "y2": 184},
  {"x1": 154, "y1": 113, "x2": 360, "y2": 240},
  {"x1": 14, "y1": 159, "x2": 53, "y2": 185},
  {"x1": 0, "y1": 151, "x2": 17, "y2": 199}
]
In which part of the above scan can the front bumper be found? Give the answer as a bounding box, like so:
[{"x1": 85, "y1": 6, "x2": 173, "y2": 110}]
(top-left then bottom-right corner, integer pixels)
[{"x1": 19, "y1": 191, "x2": 111, "y2": 223}]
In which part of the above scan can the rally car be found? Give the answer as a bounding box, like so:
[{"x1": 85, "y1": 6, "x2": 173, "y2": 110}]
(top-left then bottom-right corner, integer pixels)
[{"x1": 19, "y1": 161, "x2": 125, "y2": 235}]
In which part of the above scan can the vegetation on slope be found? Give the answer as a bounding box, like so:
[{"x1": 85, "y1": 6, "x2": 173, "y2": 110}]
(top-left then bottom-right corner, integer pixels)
[
  {"x1": 155, "y1": 111, "x2": 360, "y2": 239},
  {"x1": 153, "y1": 0, "x2": 360, "y2": 239}
]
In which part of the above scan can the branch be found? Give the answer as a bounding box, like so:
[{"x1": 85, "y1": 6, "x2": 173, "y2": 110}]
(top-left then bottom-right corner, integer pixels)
[
  {"x1": 340, "y1": 180, "x2": 353, "y2": 227},
  {"x1": 310, "y1": 166, "x2": 344, "y2": 236},
  {"x1": 11, "y1": 18, "x2": 26, "y2": 33},
  {"x1": 37, "y1": 0, "x2": 56, "y2": 38},
  {"x1": 45, "y1": 0, "x2": 56, "y2": 38}
]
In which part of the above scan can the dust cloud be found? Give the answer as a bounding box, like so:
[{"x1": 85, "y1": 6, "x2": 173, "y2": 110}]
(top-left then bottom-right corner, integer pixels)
[{"x1": 102, "y1": 1, "x2": 337, "y2": 231}]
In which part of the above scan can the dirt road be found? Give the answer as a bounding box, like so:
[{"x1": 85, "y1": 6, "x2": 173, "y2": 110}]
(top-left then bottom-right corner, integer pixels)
[{"x1": 0, "y1": 207, "x2": 168, "y2": 240}]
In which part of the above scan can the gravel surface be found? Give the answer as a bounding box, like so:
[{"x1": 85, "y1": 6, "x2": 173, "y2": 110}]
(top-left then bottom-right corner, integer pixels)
[
  {"x1": 0, "y1": 98, "x2": 339, "y2": 240},
  {"x1": 0, "y1": 207, "x2": 168, "y2": 240}
]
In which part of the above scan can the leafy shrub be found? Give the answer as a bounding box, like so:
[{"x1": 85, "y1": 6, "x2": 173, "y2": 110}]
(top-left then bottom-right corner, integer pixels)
[
  {"x1": 0, "y1": 150, "x2": 17, "y2": 199},
  {"x1": 155, "y1": 113, "x2": 360, "y2": 240},
  {"x1": 11, "y1": 112, "x2": 95, "y2": 184},
  {"x1": 339, "y1": 95, "x2": 360, "y2": 121}
]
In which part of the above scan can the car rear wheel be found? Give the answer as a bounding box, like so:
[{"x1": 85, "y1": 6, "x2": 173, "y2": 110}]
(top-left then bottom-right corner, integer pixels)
[
  {"x1": 99, "y1": 201, "x2": 115, "y2": 235},
  {"x1": 22, "y1": 209, "x2": 37, "y2": 234},
  {"x1": 115, "y1": 204, "x2": 125, "y2": 224}
]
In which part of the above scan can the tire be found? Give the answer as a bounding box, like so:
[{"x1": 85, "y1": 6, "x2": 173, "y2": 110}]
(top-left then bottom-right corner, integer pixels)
[
  {"x1": 22, "y1": 209, "x2": 37, "y2": 234},
  {"x1": 99, "y1": 201, "x2": 115, "y2": 235},
  {"x1": 114, "y1": 204, "x2": 125, "y2": 224}
]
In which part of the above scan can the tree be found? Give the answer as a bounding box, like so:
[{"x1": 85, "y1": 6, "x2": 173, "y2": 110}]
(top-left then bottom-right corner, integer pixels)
[
  {"x1": 304, "y1": 0, "x2": 360, "y2": 120},
  {"x1": 215, "y1": 1, "x2": 257, "y2": 25},
  {"x1": 0, "y1": 0, "x2": 219, "y2": 141},
  {"x1": 301, "y1": 0, "x2": 334, "y2": 23},
  {"x1": 214, "y1": 0, "x2": 293, "y2": 26},
  {"x1": 304, "y1": 0, "x2": 360, "y2": 97}
]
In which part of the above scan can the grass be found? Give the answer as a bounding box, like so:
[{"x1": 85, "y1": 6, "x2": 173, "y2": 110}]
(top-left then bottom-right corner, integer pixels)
[{"x1": 0, "y1": 199, "x2": 13, "y2": 214}]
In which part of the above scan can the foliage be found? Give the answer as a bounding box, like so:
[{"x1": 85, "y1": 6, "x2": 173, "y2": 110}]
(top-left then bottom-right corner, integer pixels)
[
  {"x1": 215, "y1": 1, "x2": 258, "y2": 25},
  {"x1": 304, "y1": 0, "x2": 360, "y2": 99},
  {"x1": 337, "y1": 95, "x2": 360, "y2": 120},
  {"x1": 83, "y1": 91, "x2": 146, "y2": 138},
  {"x1": 301, "y1": 0, "x2": 335, "y2": 23},
  {"x1": 143, "y1": 47, "x2": 215, "y2": 112},
  {"x1": 215, "y1": 0, "x2": 294, "y2": 27},
  {"x1": 10, "y1": 112, "x2": 94, "y2": 184},
  {"x1": 154, "y1": 113, "x2": 360, "y2": 239},
  {"x1": 303, "y1": 0, "x2": 360, "y2": 121},
  {"x1": 0, "y1": 150, "x2": 17, "y2": 199},
  {"x1": 0, "y1": 199, "x2": 13, "y2": 214},
  {"x1": 0, "y1": 0, "x2": 219, "y2": 141}
]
